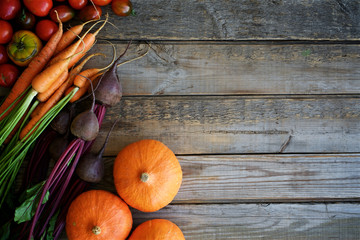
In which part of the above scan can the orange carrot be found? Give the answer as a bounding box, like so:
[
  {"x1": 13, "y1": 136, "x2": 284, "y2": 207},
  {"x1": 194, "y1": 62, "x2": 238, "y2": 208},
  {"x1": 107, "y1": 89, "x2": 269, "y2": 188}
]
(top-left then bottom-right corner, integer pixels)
[
  {"x1": 20, "y1": 77, "x2": 72, "y2": 140},
  {"x1": 53, "y1": 19, "x2": 100, "y2": 55},
  {"x1": 67, "y1": 18, "x2": 108, "y2": 68},
  {"x1": 67, "y1": 53, "x2": 104, "y2": 84},
  {"x1": 67, "y1": 35, "x2": 96, "y2": 69},
  {"x1": 31, "y1": 57, "x2": 72, "y2": 94},
  {"x1": 49, "y1": 17, "x2": 106, "y2": 67},
  {"x1": 73, "y1": 42, "x2": 115, "y2": 88},
  {"x1": 0, "y1": 16, "x2": 63, "y2": 120},
  {"x1": 68, "y1": 72, "x2": 103, "y2": 103},
  {"x1": 30, "y1": 102, "x2": 44, "y2": 119},
  {"x1": 25, "y1": 53, "x2": 102, "y2": 135},
  {"x1": 36, "y1": 70, "x2": 69, "y2": 102},
  {"x1": 73, "y1": 68, "x2": 104, "y2": 88}
]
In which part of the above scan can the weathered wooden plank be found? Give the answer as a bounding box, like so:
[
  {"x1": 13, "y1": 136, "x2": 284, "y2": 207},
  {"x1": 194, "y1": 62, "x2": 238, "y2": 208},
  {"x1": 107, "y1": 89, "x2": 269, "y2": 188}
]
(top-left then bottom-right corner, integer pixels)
[
  {"x1": 59, "y1": 203, "x2": 360, "y2": 239},
  {"x1": 86, "y1": 42, "x2": 360, "y2": 95},
  {"x1": 95, "y1": 154, "x2": 360, "y2": 202},
  {"x1": 90, "y1": 96, "x2": 360, "y2": 155},
  {"x1": 129, "y1": 203, "x2": 360, "y2": 239},
  {"x1": 96, "y1": 0, "x2": 360, "y2": 40}
]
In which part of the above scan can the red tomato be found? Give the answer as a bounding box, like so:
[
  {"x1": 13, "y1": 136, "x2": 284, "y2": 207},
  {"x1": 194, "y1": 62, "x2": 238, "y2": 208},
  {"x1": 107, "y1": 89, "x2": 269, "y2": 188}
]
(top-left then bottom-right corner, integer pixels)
[
  {"x1": 23, "y1": 0, "x2": 53, "y2": 17},
  {"x1": 0, "y1": 20, "x2": 13, "y2": 44},
  {"x1": 0, "y1": 64, "x2": 19, "y2": 88},
  {"x1": 112, "y1": 0, "x2": 133, "y2": 17},
  {"x1": 50, "y1": 5, "x2": 75, "y2": 23},
  {"x1": 35, "y1": 19, "x2": 58, "y2": 41},
  {"x1": 15, "y1": 9, "x2": 36, "y2": 30},
  {"x1": 0, "y1": 45, "x2": 8, "y2": 64},
  {"x1": 78, "y1": 5, "x2": 102, "y2": 22},
  {"x1": 68, "y1": 0, "x2": 88, "y2": 10},
  {"x1": 92, "y1": 0, "x2": 112, "y2": 6},
  {"x1": 0, "y1": 0, "x2": 21, "y2": 20}
]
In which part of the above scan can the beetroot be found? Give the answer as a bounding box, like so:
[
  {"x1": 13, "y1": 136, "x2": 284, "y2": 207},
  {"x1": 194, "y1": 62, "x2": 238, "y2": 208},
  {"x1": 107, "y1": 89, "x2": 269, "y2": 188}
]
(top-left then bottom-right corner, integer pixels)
[
  {"x1": 76, "y1": 118, "x2": 118, "y2": 183},
  {"x1": 94, "y1": 42, "x2": 131, "y2": 107},
  {"x1": 70, "y1": 111, "x2": 99, "y2": 141}
]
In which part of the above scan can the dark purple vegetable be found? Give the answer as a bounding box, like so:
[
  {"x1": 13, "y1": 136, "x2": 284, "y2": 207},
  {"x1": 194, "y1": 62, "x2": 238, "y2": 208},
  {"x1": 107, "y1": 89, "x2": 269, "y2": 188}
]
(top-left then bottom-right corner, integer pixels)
[
  {"x1": 70, "y1": 110, "x2": 99, "y2": 141},
  {"x1": 48, "y1": 135, "x2": 70, "y2": 161},
  {"x1": 50, "y1": 107, "x2": 72, "y2": 135},
  {"x1": 71, "y1": 70, "x2": 100, "y2": 142},
  {"x1": 75, "y1": 150, "x2": 104, "y2": 183},
  {"x1": 76, "y1": 118, "x2": 118, "y2": 183},
  {"x1": 94, "y1": 42, "x2": 131, "y2": 107}
]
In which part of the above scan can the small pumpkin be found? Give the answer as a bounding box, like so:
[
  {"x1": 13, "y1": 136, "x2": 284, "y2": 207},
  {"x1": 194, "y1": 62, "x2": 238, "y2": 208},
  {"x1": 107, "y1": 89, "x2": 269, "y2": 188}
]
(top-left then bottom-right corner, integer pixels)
[
  {"x1": 113, "y1": 139, "x2": 182, "y2": 212},
  {"x1": 65, "y1": 190, "x2": 132, "y2": 240},
  {"x1": 128, "y1": 219, "x2": 185, "y2": 240}
]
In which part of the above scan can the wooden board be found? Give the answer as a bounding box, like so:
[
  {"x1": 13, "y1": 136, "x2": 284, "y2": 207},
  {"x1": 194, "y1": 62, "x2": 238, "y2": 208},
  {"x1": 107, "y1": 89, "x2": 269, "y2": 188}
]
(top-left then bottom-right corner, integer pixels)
[
  {"x1": 86, "y1": 42, "x2": 360, "y2": 95},
  {"x1": 95, "y1": 154, "x2": 360, "y2": 203},
  {"x1": 89, "y1": 95, "x2": 360, "y2": 155},
  {"x1": 4, "y1": 1, "x2": 360, "y2": 239},
  {"x1": 58, "y1": 203, "x2": 360, "y2": 239},
  {"x1": 130, "y1": 203, "x2": 360, "y2": 239},
  {"x1": 97, "y1": 0, "x2": 360, "y2": 40}
]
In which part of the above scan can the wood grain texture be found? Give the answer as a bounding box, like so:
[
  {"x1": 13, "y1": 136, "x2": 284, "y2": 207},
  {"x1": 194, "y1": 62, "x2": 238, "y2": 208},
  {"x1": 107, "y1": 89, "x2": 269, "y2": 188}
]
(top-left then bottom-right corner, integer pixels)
[
  {"x1": 129, "y1": 203, "x2": 360, "y2": 239},
  {"x1": 58, "y1": 203, "x2": 360, "y2": 239},
  {"x1": 90, "y1": 95, "x2": 360, "y2": 155},
  {"x1": 95, "y1": 0, "x2": 360, "y2": 40},
  {"x1": 94, "y1": 154, "x2": 360, "y2": 202},
  {"x1": 86, "y1": 42, "x2": 360, "y2": 95}
]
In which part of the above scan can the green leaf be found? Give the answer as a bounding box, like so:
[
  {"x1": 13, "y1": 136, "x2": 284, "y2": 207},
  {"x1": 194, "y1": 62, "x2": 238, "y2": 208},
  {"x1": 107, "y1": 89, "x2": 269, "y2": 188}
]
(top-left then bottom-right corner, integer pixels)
[
  {"x1": 41, "y1": 210, "x2": 59, "y2": 240},
  {"x1": 14, "y1": 181, "x2": 49, "y2": 224}
]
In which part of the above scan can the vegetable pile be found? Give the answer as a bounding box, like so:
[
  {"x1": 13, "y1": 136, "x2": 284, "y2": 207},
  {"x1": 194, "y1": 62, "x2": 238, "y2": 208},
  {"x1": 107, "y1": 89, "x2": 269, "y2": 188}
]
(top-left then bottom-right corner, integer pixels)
[
  {"x1": 0, "y1": 1, "x2": 187, "y2": 239},
  {"x1": 0, "y1": 12, "x2": 145, "y2": 240},
  {"x1": 0, "y1": 0, "x2": 134, "y2": 88}
]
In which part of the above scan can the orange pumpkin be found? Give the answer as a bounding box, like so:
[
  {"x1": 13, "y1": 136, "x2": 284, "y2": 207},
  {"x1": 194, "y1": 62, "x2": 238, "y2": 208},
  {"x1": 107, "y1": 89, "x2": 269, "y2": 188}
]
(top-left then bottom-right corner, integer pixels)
[
  {"x1": 65, "y1": 190, "x2": 132, "y2": 240},
  {"x1": 113, "y1": 139, "x2": 182, "y2": 212},
  {"x1": 128, "y1": 219, "x2": 185, "y2": 240}
]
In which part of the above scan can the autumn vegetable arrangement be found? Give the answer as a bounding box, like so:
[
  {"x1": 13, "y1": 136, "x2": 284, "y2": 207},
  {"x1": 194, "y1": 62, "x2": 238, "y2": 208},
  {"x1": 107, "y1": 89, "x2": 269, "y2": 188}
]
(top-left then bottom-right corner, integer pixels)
[
  {"x1": 0, "y1": 0, "x2": 134, "y2": 88},
  {"x1": 0, "y1": 1, "x2": 187, "y2": 239},
  {"x1": 65, "y1": 139, "x2": 185, "y2": 240}
]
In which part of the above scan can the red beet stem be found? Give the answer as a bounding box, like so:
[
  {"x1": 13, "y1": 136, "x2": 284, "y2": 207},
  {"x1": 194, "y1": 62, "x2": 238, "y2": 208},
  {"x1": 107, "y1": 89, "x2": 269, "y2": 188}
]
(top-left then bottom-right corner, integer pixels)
[
  {"x1": 53, "y1": 179, "x2": 87, "y2": 239},
  {"x1": 23, "y1": 130, "x2": 57, "y2": 190},
  {"x1": 28, "y1": 138, "x2": 82, "y2": 240},
  {"x1": 38, "y1": 141, "x2": 84, "y2": 237}
]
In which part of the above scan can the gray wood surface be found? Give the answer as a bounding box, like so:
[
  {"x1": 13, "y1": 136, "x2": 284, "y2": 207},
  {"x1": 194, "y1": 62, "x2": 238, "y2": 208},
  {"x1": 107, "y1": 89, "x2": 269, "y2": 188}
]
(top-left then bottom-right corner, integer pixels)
[
  {"x1": 85, "y1": 42, "x2": 360, "y2": 95},
  {"x1": 58, "y1": 203, "x2": 360, "y2": 239},
  {"x1": 96, "y1": 1, "x2": 360, "y2": 40},
  {"x1": 94, "y1": 154, "x2": 360, "y2": 202},
  {"x1": 90, "y1": 95, "x2": 360, "y2": 155},
  {"x1": 7, "y1": 1, "x2": 360, "y2": 239},
  {"x1": 130, "y1": 203, "x2": 360, "y2": 239}
]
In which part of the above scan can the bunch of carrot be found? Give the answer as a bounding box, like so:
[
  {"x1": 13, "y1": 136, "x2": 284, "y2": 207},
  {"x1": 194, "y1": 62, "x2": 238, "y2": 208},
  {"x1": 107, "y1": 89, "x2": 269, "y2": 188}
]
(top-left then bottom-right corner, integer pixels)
[{"x1": 0, "y1": 13, "x2": 110, "y2": 208}]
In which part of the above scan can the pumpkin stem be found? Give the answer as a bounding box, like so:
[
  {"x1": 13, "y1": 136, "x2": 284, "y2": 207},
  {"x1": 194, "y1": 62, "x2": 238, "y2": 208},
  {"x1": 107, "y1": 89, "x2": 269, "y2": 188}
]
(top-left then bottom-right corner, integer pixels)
[
  {"x1": 92, "y1": 226, "x2": 101, "y2": 235},
  {"x1": 140, "y1": 172, "x2": 149, "y2": 182}
]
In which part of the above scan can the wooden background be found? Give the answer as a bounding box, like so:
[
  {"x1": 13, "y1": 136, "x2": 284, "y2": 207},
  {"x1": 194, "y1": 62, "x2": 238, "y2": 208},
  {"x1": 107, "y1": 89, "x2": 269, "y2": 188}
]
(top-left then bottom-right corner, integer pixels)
[
  {"x1": 86, "y1": 1, "x2": 360, "y2": 239},
  {"x1": 3, "y1": 0, "x2": 359, "y2": 239}
]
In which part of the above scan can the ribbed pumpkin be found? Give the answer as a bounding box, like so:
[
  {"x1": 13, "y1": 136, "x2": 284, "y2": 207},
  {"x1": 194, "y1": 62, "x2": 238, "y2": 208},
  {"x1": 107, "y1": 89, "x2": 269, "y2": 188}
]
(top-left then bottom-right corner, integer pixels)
[
  {"x1": 113, "y1": 139, "x2": 182, "y2": 212},
  {"x1": 128, "y1": 219, "x2": 185, "y2": 240},
  {"x1": 65, "y1": 190, "x2": 132, "y2": 240}
]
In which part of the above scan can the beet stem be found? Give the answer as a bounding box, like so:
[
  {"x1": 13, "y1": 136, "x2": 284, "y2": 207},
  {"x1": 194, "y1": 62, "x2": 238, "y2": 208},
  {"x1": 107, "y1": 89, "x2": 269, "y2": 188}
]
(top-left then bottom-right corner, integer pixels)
[
  {"x1": 38, "y1": 141, "x2": 84, "y2": 237},
  {"x1": 48, "y1": 139, "x2": 81, "y2": 190},
  {"x1": 28, "y1": 139, "x2": 82, "y2": 240}
]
